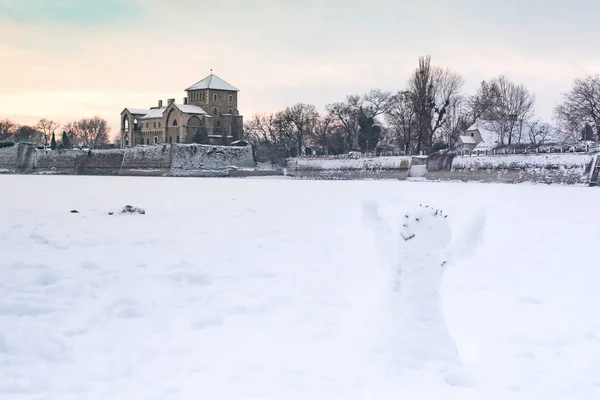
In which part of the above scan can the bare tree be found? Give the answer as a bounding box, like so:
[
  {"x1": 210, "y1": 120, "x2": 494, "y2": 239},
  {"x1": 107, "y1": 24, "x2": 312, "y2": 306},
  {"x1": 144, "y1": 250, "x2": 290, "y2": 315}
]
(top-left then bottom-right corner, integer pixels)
[
  {"x1": 408, "y1": 55, "x2": 464, "y2": 154},
  {"x1": 81, "y1": 116, "x2": 110, "y2": 149},
  {"x1": 309, "y1": 114, "x2": 342, "y2": 153},
  {"x1": 385, "y1": 91, "x2": 416, "y2": 153},
  {"x1": 479, "y1": 75, "x2": 536, "y2": 146},
  {"x1": 326, "y1": 90, "x2": 392, "y2": 153},
  {"x1": 36, "y1": 118, "x2": 59, "y2": 147},
  {"x1": 13, "y1": 126, "x2": 41, "y2": 143},
  {"x1": 64, "y1": 117, "x2": 110, "y2": 149},
  {"x1": 281, "y1": 103, "x2": 319, "y2": 156},
  {"x1": 554, "y1": 74, "x2": 600, "y2": 142},
  {"x1": 0, "y1": 119, "x2": 16, "y2": 141},
  {"x1": 526, "y1": 119, "x2": 551, "y2": 145},
  {"x1": 326, "y1": 98, "x2": 361, "y2": 152},
  {"x1": 244, "y1": 112, "x2": 297, "y2": 158}
]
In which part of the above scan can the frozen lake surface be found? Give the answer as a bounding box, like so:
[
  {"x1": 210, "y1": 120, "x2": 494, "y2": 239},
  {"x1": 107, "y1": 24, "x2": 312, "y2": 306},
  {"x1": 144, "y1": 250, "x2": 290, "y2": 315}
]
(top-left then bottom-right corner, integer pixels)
[{"x1": 1, "y1": 175, "x2": 599, "y2": 399}]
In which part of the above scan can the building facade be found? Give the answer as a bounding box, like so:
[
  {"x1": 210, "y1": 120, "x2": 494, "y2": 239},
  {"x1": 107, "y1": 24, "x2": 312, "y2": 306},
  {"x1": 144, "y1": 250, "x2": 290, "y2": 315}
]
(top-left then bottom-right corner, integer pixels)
[{"x1": 120, "y1": 74, "x2": 243, "y2": 148}]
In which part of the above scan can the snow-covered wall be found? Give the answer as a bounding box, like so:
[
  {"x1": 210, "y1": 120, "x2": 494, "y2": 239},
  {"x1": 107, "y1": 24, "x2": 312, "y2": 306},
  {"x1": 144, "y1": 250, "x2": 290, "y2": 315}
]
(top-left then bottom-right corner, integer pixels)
[
  {"x1": 26, "y1": 143, "x2": 255, "y2": 176},
  {"x1": 288, "y1": 155, "x2": 412, "y2": 179},
  {"x1": 0, "y1": 144, "x2": 19, "y2": 171},
  {"x1": 121, "y1": 145, "x2": 171, "y2": 176},
  {"x1": 0, "y1": 143, "x2": 36, "y2": 172},
  {"x1": 427, "y1": 153, "x2": 596, "y2": 185},
  {"x1": 170, "y1": 144, "x2": 255, "y2": 176},
  {"x1": 36, "y1": 149, "x2": 85, "y2": 174},
  {"x1": 291, "y1": 156, "x2": 411, "y2": 171},
  {"x1": 451, "y1": 154, "x2": 594, "y2": 172},
  {"x1": 77, "y1": 149, "x2": 125, "y2": 175}
]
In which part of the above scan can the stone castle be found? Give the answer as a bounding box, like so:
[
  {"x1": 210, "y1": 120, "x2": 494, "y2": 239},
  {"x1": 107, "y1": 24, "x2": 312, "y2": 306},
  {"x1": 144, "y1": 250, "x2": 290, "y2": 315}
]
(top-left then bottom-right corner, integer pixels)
[{"x1": 120, "y1": 74, "x2": 243, "y2": 148}]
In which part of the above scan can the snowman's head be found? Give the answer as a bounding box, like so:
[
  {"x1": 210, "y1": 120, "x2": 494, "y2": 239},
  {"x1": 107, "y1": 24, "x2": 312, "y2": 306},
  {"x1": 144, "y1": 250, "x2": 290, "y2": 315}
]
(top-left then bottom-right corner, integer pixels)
[{"x1": 398, "y1": 205, "x2": 452, "y2": 259}]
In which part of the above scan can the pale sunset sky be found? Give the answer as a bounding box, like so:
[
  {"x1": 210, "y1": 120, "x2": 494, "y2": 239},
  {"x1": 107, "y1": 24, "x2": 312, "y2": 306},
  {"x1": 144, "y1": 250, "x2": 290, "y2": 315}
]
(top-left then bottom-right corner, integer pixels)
[{"x1": 1, "y1": 0, "x2": 599, "y2": 138}]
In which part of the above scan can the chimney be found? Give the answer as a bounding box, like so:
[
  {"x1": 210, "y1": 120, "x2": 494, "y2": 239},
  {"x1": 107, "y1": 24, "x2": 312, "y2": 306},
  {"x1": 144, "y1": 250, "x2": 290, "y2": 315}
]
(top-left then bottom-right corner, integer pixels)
[
  {"x1": 183, "y1": 97, "x2": 188, "y2": 105},
  {"x1": 158, "y1": 100, "x2": 163, "y2": 108},
  {"x1": 167, "y1": 98, "x2": 175, "y2": 105}
]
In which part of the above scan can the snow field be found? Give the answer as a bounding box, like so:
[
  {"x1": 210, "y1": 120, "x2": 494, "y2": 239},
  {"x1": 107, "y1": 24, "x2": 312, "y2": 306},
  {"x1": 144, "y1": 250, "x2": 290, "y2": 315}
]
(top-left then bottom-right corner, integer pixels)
[{"x1": 0, "y1": 175, "x2": 599, "y2": 399}]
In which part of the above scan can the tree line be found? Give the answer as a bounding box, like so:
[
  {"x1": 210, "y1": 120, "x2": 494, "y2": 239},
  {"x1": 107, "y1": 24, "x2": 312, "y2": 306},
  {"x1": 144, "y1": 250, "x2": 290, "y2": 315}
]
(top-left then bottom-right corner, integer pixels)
[
  {"x1": 245, "y1": 55, "x2": 600, "y2": 157},
  {"x1": 0, "y1": 116, "x2": 114, "y2": 149}
]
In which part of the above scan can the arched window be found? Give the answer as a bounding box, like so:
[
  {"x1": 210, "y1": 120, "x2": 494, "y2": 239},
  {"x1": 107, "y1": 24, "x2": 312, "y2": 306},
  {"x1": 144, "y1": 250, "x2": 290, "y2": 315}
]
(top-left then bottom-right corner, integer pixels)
[
  {"x1": 172, "y1": 120, "x2": 178, "y2": 127},
  {"x1": 154, "y1": 137, "x2": 158, "y2": 144},
  {"x1": 169, "y1": 136, "x2": 172, "y2": 143},
  {"x1": 213, "y1": 108, "x2": 218, "y2": 115},
  {"x1": 146, "y1": 138, "x2": 149, "y2": 145},
  {"x1": 228, "y1": 108, "x2": 232, "y2": 114}
]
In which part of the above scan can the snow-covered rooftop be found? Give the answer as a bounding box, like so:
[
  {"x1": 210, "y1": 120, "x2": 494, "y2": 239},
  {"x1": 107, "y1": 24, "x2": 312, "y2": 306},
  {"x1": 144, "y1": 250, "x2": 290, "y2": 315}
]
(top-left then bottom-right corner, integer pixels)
[
  {"x1": 125, "y1": 108, "x2": 151, "y2": 116},
  {"x1": 185, "y1": 74, "x2": 239, "y2": 92},
  {"x1": 459, "y1": 135, "x2": 476, "y2": 145},
  {"x1": 176, "y1": 104, "x2": 207, "y2": 115},
  {"x1": 141, "y1": 108, "x2": 166, "y2": 120},
  {"x1": 467, "y1": 122, "x2": 501, "y2": 150}
]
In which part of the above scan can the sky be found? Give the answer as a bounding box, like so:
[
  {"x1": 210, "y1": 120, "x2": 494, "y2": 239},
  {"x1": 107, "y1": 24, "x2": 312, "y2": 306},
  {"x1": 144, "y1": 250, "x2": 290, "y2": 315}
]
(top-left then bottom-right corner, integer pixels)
[{"x1": 1, "y1": 0, "x2": 600, "y2": 138}]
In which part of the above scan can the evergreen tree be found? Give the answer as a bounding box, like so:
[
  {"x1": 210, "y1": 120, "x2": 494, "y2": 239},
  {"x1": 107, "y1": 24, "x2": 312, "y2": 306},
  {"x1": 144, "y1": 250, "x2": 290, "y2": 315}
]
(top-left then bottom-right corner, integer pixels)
[
  {"x1": 50, "y1": 132, "x2": 57, "y2": 150},
  {"x1": 357, "y1": 116, "x2": 381, "y2": 152},
  {"x1": 193, "y1": 127, "x2": 209, "y2": 144},
  {"x1": 62, "y1": 131, "x2": 71, "y2": 149}
]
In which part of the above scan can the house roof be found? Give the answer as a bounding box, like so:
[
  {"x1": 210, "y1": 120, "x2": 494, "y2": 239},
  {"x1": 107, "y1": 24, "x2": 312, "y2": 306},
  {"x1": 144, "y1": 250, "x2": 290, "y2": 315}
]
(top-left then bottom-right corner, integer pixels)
[
  {"x1": 466, "y1": 122, "x2": 501, "y2": 149},
  {"x1": 459, "y1": 135, "x2": 476, "y2": 144},
  {"x1": 185, "y1": 74, "x2": 239, "y2": 92}
]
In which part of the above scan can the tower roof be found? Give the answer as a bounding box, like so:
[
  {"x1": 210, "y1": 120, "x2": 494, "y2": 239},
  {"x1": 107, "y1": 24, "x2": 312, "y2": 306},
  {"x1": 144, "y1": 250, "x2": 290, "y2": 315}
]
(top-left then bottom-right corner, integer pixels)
[{"x1": 185, "y1": 74, "x2": 239, "y2": 92}]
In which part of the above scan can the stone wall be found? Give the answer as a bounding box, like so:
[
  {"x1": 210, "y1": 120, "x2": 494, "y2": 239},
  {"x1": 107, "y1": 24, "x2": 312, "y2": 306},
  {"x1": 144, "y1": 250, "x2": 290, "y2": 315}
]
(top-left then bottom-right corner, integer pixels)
[
  {"x1": 170, "y1": 143, "x2": 255, "y2": 176},
  {"x1": 285, "y1": 153, "x2": 598, "y2": 185},
  {"x1": 426, "y1": 168, "x2": 590, "y2": 185},
  {"x1": 287, "y1": 155, "x2": 411, "y2": 179},
  {"x1": 121, "y1": 144, "x2": 172, "y2": 176},
  {"x1": 77, "y1": 149, "x2": 125, "y2": 175},
  {"x1": 36, "y1": 149, "x2": 84, "y2": 174},
  {"x1": 0, "y1": 143, "x2": 19, "y2": 172},
  {"x1": 0, "y1": 142, "x2": 256, "y2": 177}
]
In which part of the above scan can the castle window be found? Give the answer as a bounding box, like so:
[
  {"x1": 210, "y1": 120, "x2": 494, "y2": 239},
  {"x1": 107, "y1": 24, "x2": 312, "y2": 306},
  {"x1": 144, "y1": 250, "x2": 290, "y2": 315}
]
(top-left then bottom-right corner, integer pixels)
[
  {"x1": 201, "y1": 92, "x2": 205, "y2": 101},
  {"x1": 176, "y1": 136, "x2": 180, "y2": 143},
  {"x1": 172, "y1": 120, "x2": 178, "y2": 127},
  {"x1": 145, "y1": 122, "x2": 148, "y2": 129},
  {"x1": 153, "y1": 121, "x2": 156, "y2": 128},
  {"x1": 159, "y1": 122, "x2": 161, "y2": 128},
  {"x1": 228, "y1": 108, "x2": 232, "y2": 114},
  {"x1": 169, "y1": 136, "x2": 172, "y2": 143},
  {"x1": 212, "y1": 93, "x2": 218, "y2": 102},
  {"x1": 213, "y1": 108, "x2": 218, "y2": 115},
  {"x1": 217, "y1": 120, "x2": 221, "y2": 128},
  {"x1": 228, "y1": 94, "x2": 233, "y2": 103},
  {"x1": 146, "y1": 138, "x2": 149, "y2": 145},
  {"x1": 154, "y1": 137, "x2": 158, "y2": 144}
]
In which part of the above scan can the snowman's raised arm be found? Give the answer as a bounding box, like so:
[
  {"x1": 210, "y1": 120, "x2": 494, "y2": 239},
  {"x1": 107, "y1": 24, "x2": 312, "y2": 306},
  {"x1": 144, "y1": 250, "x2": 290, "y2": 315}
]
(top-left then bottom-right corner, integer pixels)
[
  {"x1": 362, "y1": 199, "x2": 395, "y2": 266},
  {"x1": 447, "y1": 207, "x2": 486, "y2": 263}
]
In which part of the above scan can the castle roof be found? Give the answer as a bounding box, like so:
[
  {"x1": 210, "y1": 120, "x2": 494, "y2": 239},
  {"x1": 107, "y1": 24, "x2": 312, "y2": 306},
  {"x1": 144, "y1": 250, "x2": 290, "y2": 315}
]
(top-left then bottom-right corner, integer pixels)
[
  {"x1": 176, "y1": 104, "x2": 208, "y2": 114},
  {"x1": 141, "y1": 107, "x2": 166, "y2": 119},
  {"x1": 125, "y1": 108, "x2": 150, "y2": 116},
  {"x1": 185, "y1": 74, "x2": 239, "y2": 92}
]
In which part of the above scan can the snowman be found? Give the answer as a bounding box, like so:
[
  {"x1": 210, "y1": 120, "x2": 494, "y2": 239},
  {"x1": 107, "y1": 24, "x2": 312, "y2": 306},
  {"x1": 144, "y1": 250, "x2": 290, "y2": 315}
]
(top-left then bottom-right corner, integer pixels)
[{"x1": 360, "y1": 200, "x2": 486, "y2": 385}]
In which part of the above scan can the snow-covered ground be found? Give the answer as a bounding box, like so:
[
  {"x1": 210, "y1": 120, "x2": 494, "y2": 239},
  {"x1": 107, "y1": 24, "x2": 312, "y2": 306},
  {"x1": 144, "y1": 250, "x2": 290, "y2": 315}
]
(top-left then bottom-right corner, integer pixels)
[{"x1": 1, "y1": 175, "x2": 599, "y2": 399}]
